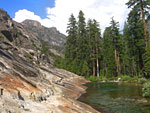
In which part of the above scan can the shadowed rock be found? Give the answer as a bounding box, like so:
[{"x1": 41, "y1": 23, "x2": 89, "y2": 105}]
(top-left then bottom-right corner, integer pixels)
[
  {"x1": 0, "y1": 9, "x2": 100, "y2": 113},
  {"x1": 1, "y1": 30, "x2": 13, "y2": 42}
]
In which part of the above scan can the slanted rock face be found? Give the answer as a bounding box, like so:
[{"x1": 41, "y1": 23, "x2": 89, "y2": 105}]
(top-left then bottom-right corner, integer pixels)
[
  {"x1": 0, "y1": 9, "x2": 99, "y2": 113},
  {"x1": 1, "y1": 30, "x2": 13, "y2": 42},
  {"x1": 22, "y1": 19, "x2": 66, "y2": 55},
  {"x1": 0, "y1": 9, "x2": 14, "y2": 30}
]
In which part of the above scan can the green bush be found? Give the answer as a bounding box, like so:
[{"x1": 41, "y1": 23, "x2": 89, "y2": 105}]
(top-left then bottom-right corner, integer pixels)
[
  {"x1": 138, "y1": 78, "x2": 147, "y2": 84},
  {"x1": 40, "y1": 41, "x2": 55, "y2": 57},
  {"x1": 118, "y1": 75, "x2": 139, "y2": 82},
  {"x1": 107, "y1": 77, "x2": 118, "y2": 81},
  {"x1": 86, "y1": 76, "x2": 121, "y2": 82},
  {"x1": 85, "y1": 76, "x2": 101, "y2": 82},
  {"x1": 54, "y1": 56, "x2": 66, "y2": 69},
  {"x1": 142, "y1": 81, "x2": 150, "y2": 97},
  {"x1": 86, "y1": 75, "x2": 145, "y2": 83},
  {"x1": 120, "y1": 75, "x2": 131, "y2": 81},
  {"x1": 130, "y1": 77, "x2": 139, "y2": 82}
]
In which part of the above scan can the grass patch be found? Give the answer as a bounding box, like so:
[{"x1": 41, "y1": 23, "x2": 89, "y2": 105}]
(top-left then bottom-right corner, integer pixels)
[
  {"x1": 85, "y1": 76, "x2": 102, "y2": 82},
  {"x1": 31, "y1": 39, "x2": 40, "y2": 50},
  {"x1": 24, "y1": 54, "x2": 33, "y2": 60},
  {"x1": 85, "y1": 76, "x2": 118, "y2": 82},
  {"x1": 35, "y1": 61, "x2": 40, "y2": 67},
  {"x1": 85, "y1": 74, "x2": 147, "y2": 83},
  {"x1": 40, "y1": 40, "x2": 55, "y2": 57},
  {"x1": 118, "y1": 75, "x2": 139, "y2": 82}
]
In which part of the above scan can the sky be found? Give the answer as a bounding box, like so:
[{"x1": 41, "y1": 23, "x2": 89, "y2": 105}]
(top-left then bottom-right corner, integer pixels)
[{"x1": 0, "y1": 0, "x2": 130, "y2": 35}]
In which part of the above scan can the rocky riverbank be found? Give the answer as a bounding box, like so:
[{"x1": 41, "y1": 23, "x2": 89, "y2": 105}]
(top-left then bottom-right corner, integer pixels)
[
  {"x1": 0, "y1": 8, "x2": 100, "y2": 113},
  {"x1": 0, "y1": 67, "x2": 100, "y2": 113}
]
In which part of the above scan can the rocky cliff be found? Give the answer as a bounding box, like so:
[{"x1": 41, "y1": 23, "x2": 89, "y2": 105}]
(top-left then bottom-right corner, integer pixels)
[
  {"x1": 22, "y1": 19, "x2": 66, "y2": 56},
  {"x1": 0, "y1": 9, "x2": 99, "y2": 113}
]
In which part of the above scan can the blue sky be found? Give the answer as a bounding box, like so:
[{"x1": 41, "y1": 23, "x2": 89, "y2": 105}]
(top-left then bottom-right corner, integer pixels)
[
  {"x1": 0, "y1": 0, "x2": 129, "y2": 34},
  {"x1": 0, "y1": 0, "x2": 55, "y2": 19}
]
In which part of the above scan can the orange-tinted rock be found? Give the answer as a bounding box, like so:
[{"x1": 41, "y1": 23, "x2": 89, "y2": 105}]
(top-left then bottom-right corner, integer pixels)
[{"x1": 0, "y1": 9, "x2": 100, "y2": 113}]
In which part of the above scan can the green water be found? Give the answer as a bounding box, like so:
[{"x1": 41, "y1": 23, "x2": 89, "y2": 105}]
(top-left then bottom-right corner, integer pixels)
[{"x1": 79, "y1": 82, "x2": 150, "y2": 113}]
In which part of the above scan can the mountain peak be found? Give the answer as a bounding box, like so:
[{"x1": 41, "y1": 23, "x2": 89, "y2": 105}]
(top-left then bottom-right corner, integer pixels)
[
  {"x1": 0, "y1": 8, "x2": 10, "y2": 19},
  {"x1": 22, "y1": 19, "x2": 42, "y2": 28},
  {"x1": 21, "y1": 19, "x2": 66, "y2": 55}
]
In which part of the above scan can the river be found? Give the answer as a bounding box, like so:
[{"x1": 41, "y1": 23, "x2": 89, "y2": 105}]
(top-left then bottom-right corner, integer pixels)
[{"x1": 78, "y1": 82, "x2": 150, "y2": 113}]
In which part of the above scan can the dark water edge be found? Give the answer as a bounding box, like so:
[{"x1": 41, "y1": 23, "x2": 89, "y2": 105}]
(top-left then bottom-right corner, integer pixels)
[{"x1": 78, "y1": 82, "x2": 150, "y2": 113}]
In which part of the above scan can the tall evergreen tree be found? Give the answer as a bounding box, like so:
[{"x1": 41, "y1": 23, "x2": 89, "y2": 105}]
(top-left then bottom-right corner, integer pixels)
[
  {"x1": 76, "y1": 10, "x2": 89, "y2": 76},
  {"x1": 122, "y1": 22, "x2": 135, "y2": 76},
  {"x1": 65, "y1": 14, "x2": 78, "y2": 71},
  {"x1": 102, "y1": 27, "x2": 116, "y2": 77},
  {"x1": 110, "y1": 17, "x2": 121, "y2": 76},
  {"x1": 126, "y1": 0, "x2": 150, "y2": 48},
  {"x1": 143, "y1": 42, "x2": 150, "y2": 77},
  {"x1": 93, "y1": 19, "x2": 101, "y2": 77},
  {"x1": 87, "y1": 19, "x2": 96, "y2": 77},
  {"x1": 127, "y1": 4, "x2": 146, "y2": 76},
  {"x1": 87, "y1": 19, "x2": 101, "y2": 77}
]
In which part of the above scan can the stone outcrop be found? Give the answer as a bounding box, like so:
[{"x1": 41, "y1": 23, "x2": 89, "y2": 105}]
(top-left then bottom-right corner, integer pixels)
[
  {"x1": 22, "y1": 19, "x2": 66, "y2": 56},
  {"x1": 0, "y1": 8, "x2": 100, "y2": 113},
  {"x1": 0, "y1": 67, "x2": 99, "y2": 113}
]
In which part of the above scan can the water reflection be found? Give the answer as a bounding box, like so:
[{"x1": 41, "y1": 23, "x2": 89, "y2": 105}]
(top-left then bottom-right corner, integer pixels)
[{"x1": 79, "y1": 82, "x2": 150, "y2": 113}]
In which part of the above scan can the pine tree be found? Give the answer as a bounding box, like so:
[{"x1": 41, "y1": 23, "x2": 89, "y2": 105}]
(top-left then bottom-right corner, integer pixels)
[
  {"x1": 76, "y1": 10, "x2": 89, "y2": 76},
  {"x1": 87, "y1": 19, "x2": 96, "y2": 77},
  {"x1": 65, "y1": 14, "x2": 78, "y2": 71},
  {"x1": 143, "y1": 42, "x2": 150, "y2": 77},
  {"x1": 122, "y1": 22, "x2": 134, "y2": 76},
  {"x1": 93, "y1": 19, "x2": 101, "y2": 77},
  {"x1": 110, "y1": 17, "x2": 121, "y2": 76},
  {"x1": 127, "y1": 4, "x2": 146, "y2": 76},
  {"x1": 126, "y1": 0, "x2": 150, "y2": 48},
  {"x1": 87, "y1": 19, "x2": 101, "y2": 77},
  {"x1": 82, "y1": 61, "x2": 89, "y2": 75},
  {"x1": 102, "y1": 27, "x2": 116, "y2": 77}
]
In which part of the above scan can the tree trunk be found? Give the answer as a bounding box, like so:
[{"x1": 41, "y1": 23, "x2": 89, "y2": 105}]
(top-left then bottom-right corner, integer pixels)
[
  {"x1": 105, "y1": 64, "x2": 107, "y2": 76},
  {"x1": 96, "y1": 42, "x2": 100, "y2": 77},
  {"x1": 122, "y1": 60, "x2": 125, "y2": 75},
  {"x1": 97, "y1": 58, "x2": 99, "y2": 77},
  {"x1": 114, "y1": 48, "x2": 119, "y2": 76},
  {"x1": 92, "y1": 48, "x2": 95, "y2": 77},
  {"x1": 118, "y1": 53, "x2": 121, "y2": 76},
  {"x1": 93, "y1": 60, "x2": 95, "y2": 77},
  {"x1": 140, "y1": 0, "x2": 147, "y2": 48}
]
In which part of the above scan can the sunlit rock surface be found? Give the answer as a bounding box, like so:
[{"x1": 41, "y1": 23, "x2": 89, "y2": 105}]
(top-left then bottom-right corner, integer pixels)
[
  {"x1": 0, "y1": 9, "x2": 99, "y2": 113},
  {"x1": 22, "y1": 19, "x2": 66, "y2": 56}
]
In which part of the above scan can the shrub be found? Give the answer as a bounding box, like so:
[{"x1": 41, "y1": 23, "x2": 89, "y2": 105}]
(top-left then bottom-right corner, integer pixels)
[
  {"x1": 120, "y1": 75, "x2": 131, "y2": 81},
  {"x1": 31, "y1": 39, "x2": 40, "y2": 50},
  {"x1": 118, "y1": 75, "x2": 139, "y2": 82},
  {"x1": 107, "y1": 77, "x2": 118, "y2": 81},
  {"x1": 25, "y1": 54, "x2": 33, "y2": 60},
  {"x1": 138, "y1": 78, "x2": 147, "y2": 84},
  {"x1": 142, "y1": 81, "x2": 150, "y2": 97},
  {"x1": 85, "y1": 76, "x2": 101, "y2": 82},
  {"x1": 35, "y1": 61, "x2": 40, "y2": 67},
  {"x1": 54, "y1": 56, "x2": 66, "y2": 69},
  {"x1": 130, "y1": 77, "x2": 139, "y2": 82}
]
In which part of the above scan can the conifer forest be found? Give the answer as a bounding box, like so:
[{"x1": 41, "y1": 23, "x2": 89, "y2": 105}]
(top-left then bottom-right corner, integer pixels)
[{"x1": 55, "y1": 0, "x2": 150, "y2": 79}]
